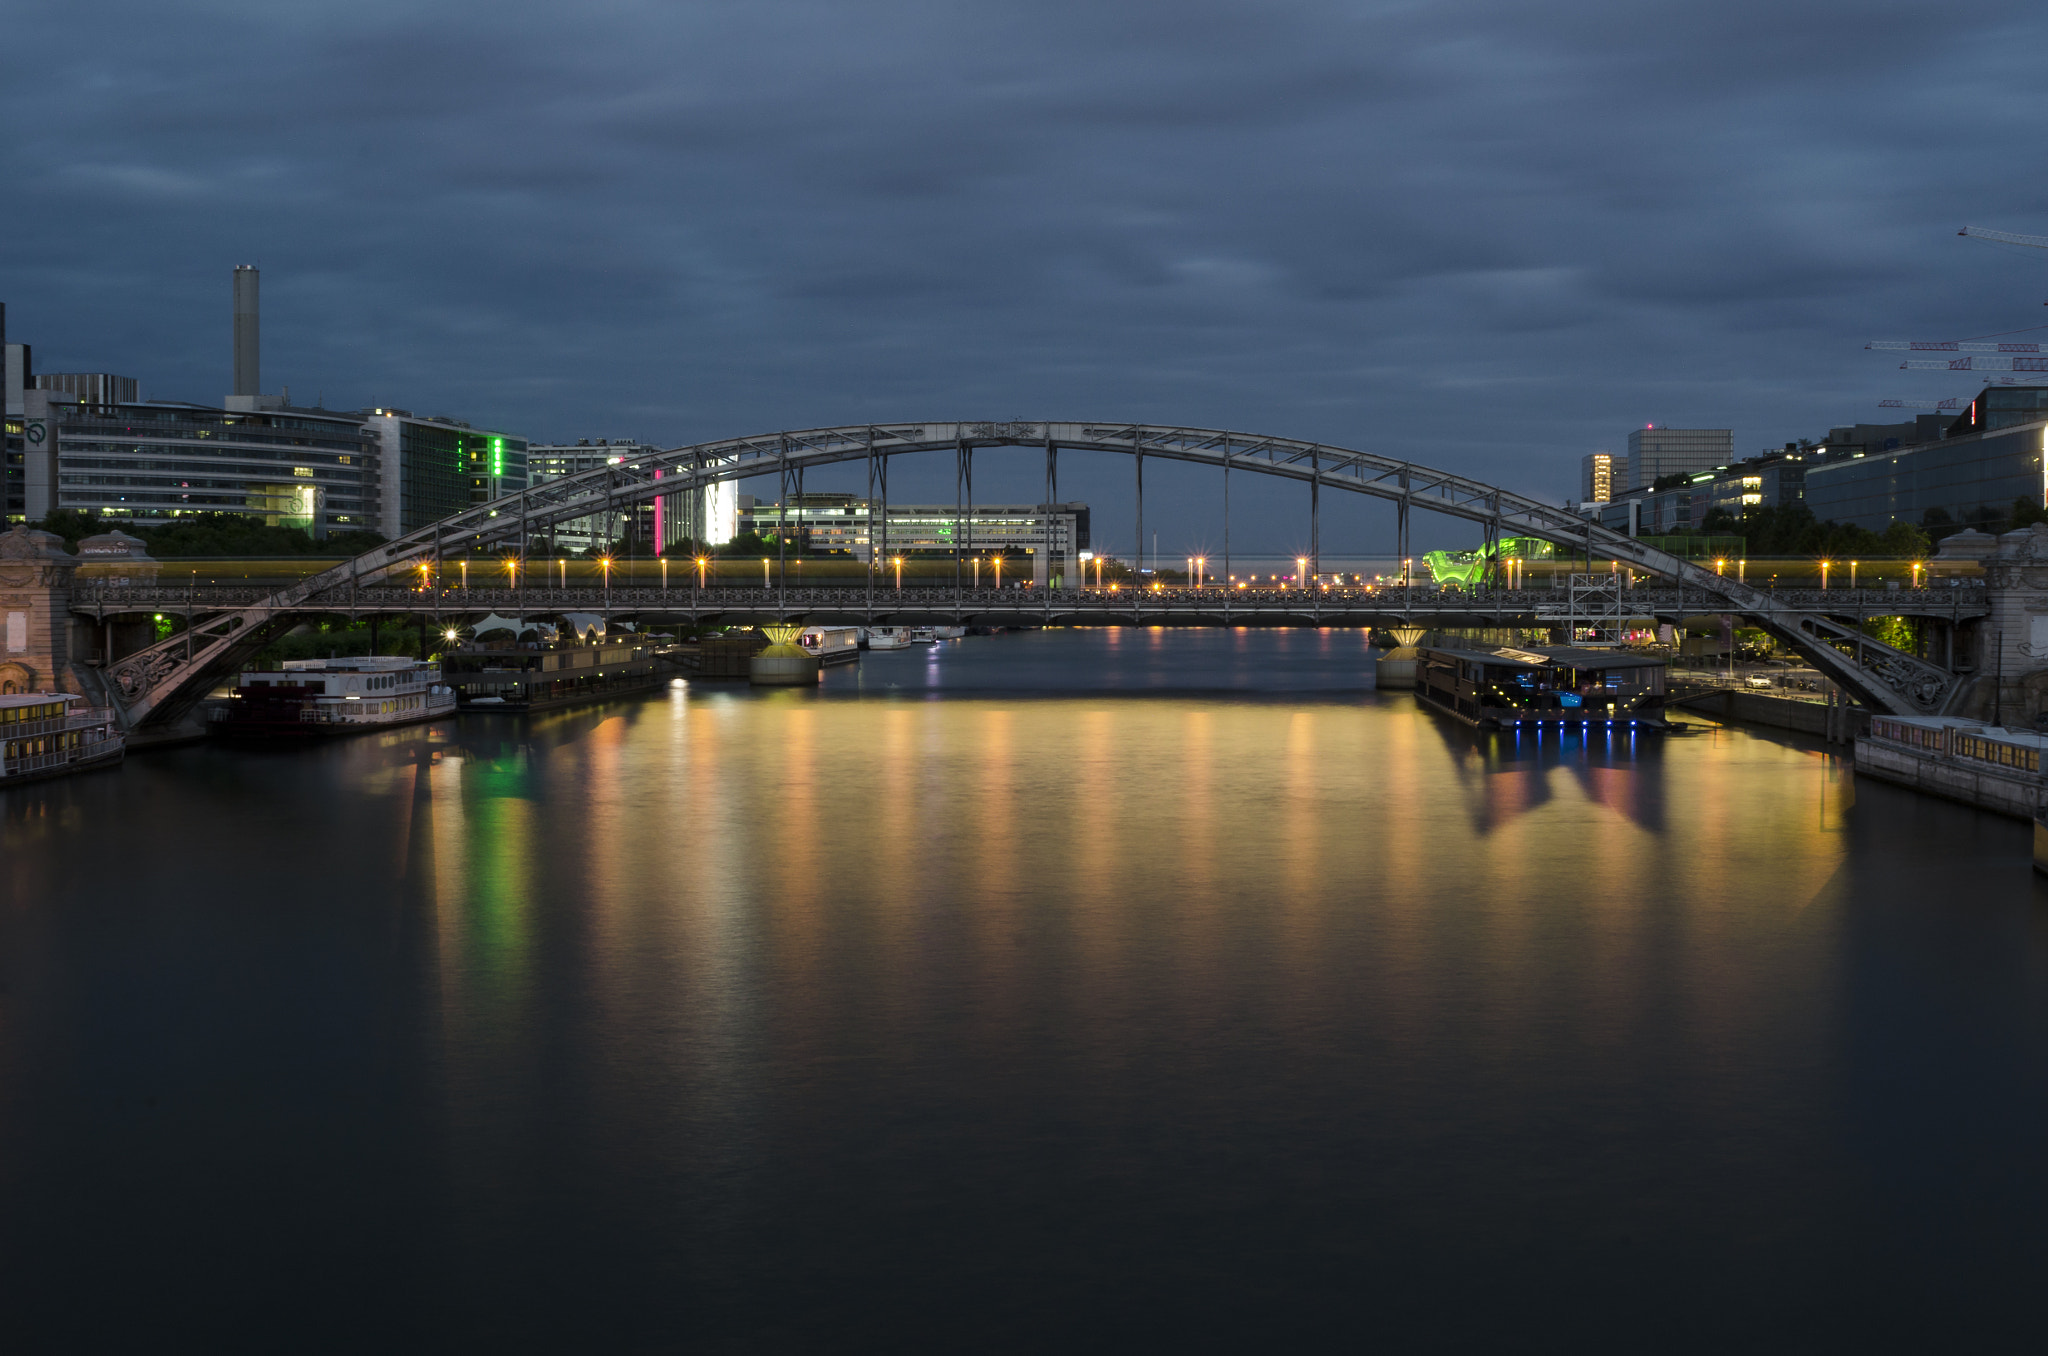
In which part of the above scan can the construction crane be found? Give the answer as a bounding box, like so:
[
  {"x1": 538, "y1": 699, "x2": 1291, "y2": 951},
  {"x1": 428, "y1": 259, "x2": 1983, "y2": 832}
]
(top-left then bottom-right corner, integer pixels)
[
  {"x1": 1960, "y1": 225, "x2": 2048, "y2": 249},
  {"x1": 1893, "y1": 355, "x2": 2048, "y2": 373},
  {"x1": 1867, "y1": 340, "x2": 2045, "y2": 354}
]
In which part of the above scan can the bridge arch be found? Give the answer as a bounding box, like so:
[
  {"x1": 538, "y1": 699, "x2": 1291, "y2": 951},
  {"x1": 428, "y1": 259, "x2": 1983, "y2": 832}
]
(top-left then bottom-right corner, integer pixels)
[{"x1": 89, "y1": 422, "x2": 1961, "y2": 726}]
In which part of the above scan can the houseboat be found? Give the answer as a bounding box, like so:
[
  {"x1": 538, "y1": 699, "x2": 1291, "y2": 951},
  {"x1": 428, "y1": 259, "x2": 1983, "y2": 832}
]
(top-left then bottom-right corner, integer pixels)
[
  {"x1": 799, "y1": 626, "x2": 862, "y2": 666},
  {"x1": 440, "y1": 638, "x2": 661, "y2": 712},
  {"x1": 212, "y1": 656, "x2": 455, "y2": 738},
  {"x1": 0, "y1": 692, "x2": 125, "y2": 785},
  {"x1": 1416, "y1": 645, "x2": 1670, "y2": 731}
]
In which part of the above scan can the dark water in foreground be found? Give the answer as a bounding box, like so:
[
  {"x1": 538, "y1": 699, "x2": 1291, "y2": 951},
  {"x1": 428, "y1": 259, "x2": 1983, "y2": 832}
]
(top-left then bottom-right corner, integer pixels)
[{"x1": 6, "y1": 629, "x2": 2048, "y2": 1349}]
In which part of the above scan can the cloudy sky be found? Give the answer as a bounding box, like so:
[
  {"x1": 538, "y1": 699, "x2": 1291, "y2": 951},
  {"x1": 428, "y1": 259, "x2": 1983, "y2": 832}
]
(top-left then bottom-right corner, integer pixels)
[{"x1": 7, "y1": 0, "x2": 2048, "y2": 557}]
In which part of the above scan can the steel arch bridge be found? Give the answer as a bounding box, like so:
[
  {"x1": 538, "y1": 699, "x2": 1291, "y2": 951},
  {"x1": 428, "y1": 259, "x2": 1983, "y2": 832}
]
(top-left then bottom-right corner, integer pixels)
[{"x1": 90, "y1": 421, "x2": 1964, "y2": 728}]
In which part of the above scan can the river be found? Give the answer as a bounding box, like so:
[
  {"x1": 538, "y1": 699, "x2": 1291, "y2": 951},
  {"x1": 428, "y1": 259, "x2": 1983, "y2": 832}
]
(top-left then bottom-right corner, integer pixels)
[{"x1": 5, "y1": 628, "x2": 2046, "y2": 1348}]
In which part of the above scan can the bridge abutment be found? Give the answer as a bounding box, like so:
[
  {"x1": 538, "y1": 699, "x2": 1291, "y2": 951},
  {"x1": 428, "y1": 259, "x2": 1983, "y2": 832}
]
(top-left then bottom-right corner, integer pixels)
[
  {"x1": 0, "y1": 526, "x2": 97, "y2": 699},
  {"x1": 1953, "y1": 524, "x2": 2048, "y2": 726}
]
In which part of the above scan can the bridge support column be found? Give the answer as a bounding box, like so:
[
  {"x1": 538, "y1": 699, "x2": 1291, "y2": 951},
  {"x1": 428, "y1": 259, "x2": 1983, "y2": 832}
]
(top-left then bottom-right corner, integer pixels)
[
  {"x1": 1959, "y1": 524, "x2": 2048, "y2": 725},
  {"x1": 0, "y1": 526, "x2": 95, "y2": 699}
]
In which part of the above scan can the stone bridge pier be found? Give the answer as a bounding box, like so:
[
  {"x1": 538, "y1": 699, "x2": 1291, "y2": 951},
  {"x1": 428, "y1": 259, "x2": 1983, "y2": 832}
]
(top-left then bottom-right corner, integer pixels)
[
  {"x1": 1951, "y1": 524, "x2": 2048, "y2": 726},
  {"x1": 0, "y1": 525, "x2": 102, "y2": 700}
]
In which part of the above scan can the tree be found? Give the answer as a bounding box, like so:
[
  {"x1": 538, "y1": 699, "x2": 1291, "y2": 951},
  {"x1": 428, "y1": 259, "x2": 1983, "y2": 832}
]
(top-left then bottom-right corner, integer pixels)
[{"x1": 1879, "y1": 520, "x2": 1931, "y2": 557}]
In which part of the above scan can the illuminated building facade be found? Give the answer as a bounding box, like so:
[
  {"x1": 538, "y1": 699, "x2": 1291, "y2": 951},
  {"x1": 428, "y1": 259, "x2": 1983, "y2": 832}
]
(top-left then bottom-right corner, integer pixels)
[
  {"x1": 38, "y1": 397, "x2": 374, "y2": 537},
  {"x1": 1580, "y1": 451, "x2": 1614, "y2": 504},
  {"x1": 738, "y1": 494, "x2": 1090, "y2": 583},
  {"x1": 363, "y1": 409, "x2": 527, "y2": 536}
]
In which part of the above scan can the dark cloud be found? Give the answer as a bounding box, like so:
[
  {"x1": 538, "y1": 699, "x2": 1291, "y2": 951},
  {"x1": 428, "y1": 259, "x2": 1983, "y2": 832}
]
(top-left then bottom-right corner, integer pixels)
[{"x1": 7, "y1": 0, "x2": 2048, "y2": 553}]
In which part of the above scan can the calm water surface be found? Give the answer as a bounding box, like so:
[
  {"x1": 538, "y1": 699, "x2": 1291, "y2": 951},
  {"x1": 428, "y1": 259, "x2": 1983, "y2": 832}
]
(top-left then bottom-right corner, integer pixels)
[{"x1": 5, "y1": 629, "x2": 2048, "y2": 1349}]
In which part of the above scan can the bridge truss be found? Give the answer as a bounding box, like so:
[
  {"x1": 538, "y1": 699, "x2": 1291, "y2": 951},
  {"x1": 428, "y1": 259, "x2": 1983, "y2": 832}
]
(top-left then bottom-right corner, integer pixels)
[{"x1": 92, "y1": 422, "x2": 1967, "y2": 727}]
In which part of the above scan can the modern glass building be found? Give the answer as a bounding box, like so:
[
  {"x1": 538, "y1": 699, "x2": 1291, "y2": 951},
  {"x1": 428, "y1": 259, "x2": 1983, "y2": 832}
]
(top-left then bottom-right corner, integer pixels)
[
  {"x1": 1625, "y1": 426, "x2": 1732, "y2": 491},
  {"x1": 1804, "y1": 410, "x2": 2048, "y2": 531},
  {"x1": 363, "y1": 410, "x2": 527, "y2": 536},
  {"x1": 50, "y1": 400, "x2": 377, "y2": 536}
]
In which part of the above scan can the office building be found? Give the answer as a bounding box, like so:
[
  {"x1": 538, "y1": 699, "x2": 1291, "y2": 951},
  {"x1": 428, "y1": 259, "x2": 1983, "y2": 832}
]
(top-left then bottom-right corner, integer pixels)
[
  {"x1": 527, "y1": 440, "x2": 663, "y2": 554},
  {"x1": 4, "y1": 308, "x2": 24, "y2": 521},
  {"x1": 33, "y1": 373, "x2": 137, "y2": 404},
  {"x1": 362, "y1": 409, "x2": 527, "y2": 537},
  {"x1": 39, "y1": 397, "x2": 376, "y2": 535},
  {"x1": 1625, "y1": 426, "x2": 1732, "y2": 490},
  {"x1": 1580, "y1": 452, "x2": 1615, "y2": 505},
  {"x1": 738, "y1": 494, "x2": 1090, "y2": 583},
  {"x1": 1803, "y1": 385, "x2": 2048, "y2": 532}
]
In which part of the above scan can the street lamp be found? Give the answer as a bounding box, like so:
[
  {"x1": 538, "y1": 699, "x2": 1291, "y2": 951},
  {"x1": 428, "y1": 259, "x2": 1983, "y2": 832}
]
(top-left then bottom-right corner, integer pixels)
[
  {"x1": 1850, "y1": 559, "x2": 1859, "y2": 589},
  {"x1": 1911, "y1": 560, "x2": 1923, "y2": 587},
  {"x1": 993, "y1": 554, "x2": 1003, "y2": 589},
  {"x1": 558, "y1": 557, "x2": 566, "y2": 588},
  {"x1": 1296, "y1": 556, "x2": 1308, "y2": 590},
  {"x1": 696, "y1": 556, "x2": 709, "y2": 589},
  {"x1": 1195, "y1": 556, "x2": 1206, "y2": 590},
  {"x1": 459, "y1": 559, "x2": 468, "y2": 589},
  {"x1": 972, "y1": 556, "x2": 982, "y2": 590},
  {"x1": 892, "y1": 555, "x2": 904, "y2": 590},
  {"x1": 1820, "y1": 560, "x2": 1831, "y2": 591},
  {"x1": 1714, "y1": 558, "x2": 1726, "y2": 576},
  {"x1": 762, "y1": 556, "x2": 771, "y2": 589}
]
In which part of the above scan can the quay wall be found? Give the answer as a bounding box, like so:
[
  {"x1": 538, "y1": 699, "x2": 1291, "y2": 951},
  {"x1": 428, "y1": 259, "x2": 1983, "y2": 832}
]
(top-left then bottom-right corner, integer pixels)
[
  {"x1": 1671, "y1": 689, "x2": 1867, "y2": 741},
  {"x1": 1854, "y1": 738, "x2": 2042, "y2": 821}
]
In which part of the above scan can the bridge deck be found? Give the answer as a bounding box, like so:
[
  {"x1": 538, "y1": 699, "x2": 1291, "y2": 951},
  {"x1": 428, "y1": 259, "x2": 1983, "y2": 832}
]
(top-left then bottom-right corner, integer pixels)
[{"x1": 73, "y1": 583, "x2": 1989, "y2": 625}]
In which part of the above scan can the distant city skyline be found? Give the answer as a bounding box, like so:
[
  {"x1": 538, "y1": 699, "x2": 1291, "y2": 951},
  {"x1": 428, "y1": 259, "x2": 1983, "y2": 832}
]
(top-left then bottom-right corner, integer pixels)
[{"x1": 7, "y1": 0, "x2": 2048, "y2": 554}]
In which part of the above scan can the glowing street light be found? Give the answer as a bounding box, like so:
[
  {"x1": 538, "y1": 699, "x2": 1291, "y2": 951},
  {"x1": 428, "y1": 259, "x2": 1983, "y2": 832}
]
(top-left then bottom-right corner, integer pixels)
[
  {"x1": 696, "y1": 556, "x2": 709, "y2": 589},
  {"x1": 1820, "y1": 560, "x2": 1831, "y2": 591},
  {"x1": 892, "y1": 555, "x2": 905, "y2": 590},
  {"x1": 1195, "y1": 556, "x2": 1206, "y2": 590},
  {"x1": 993, "y1": 554, "x2": 1004, "y2": 589},
  {"x1": 1296, "y1": 556, "x2": 1308, "y2": 589},
  {"x1": 459, "y1": 559, "x2": 468, "y2": 589},
  {"x1": 1911, "y1": 560, "x2": 1924, "y2": 587},
  {"x1": 762, "y1": 556, "x2": 771, "y2": 589},
  {"x1": 557, "y1": 557, "x2": 566, "y2": 588},
  {"x1": 1850, "y1": 559, "x2": 1859, "y2": 589},
  {"x1": 1714, "y1": 558, "x2": 1726, "y2": 576},
  {"x1": 972, "y1": 556, "x2": 982, "y2": 589}
]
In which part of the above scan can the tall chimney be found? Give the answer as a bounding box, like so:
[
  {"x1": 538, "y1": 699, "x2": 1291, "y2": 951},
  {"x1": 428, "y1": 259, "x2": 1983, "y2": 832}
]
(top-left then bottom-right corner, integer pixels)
[{"x1": 232, "y1": 265, "x2": 260, "y2": 397}]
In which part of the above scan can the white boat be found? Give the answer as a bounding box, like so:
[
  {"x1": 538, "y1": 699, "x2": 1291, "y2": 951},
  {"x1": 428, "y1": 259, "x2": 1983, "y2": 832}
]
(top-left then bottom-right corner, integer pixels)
[
  {"x1": 869, "y1": 627, "x2": 916, "y2": 650},
  {"x1": 932, "y1": 625, "x2": 966, "y2": 641},
  {"x1": 213, "y1": 655, "x2": 455, "y2": 738}
]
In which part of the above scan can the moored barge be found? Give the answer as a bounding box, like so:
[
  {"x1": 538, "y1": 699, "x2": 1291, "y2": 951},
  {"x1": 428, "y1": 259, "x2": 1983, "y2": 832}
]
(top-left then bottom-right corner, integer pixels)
[
  {"x1": 1416, "y1": 645, "x2": 1670, "y2": 731},
  {"x1": 0, "y1": 692, "x2": 126, "y2": 785},
  {"x1": 441, "y1": 638, "x2": 662, "y2": 712}
]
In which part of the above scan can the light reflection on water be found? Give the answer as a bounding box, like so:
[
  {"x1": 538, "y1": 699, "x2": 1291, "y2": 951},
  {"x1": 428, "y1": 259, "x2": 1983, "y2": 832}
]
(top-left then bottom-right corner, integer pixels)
[{"x1": 3, "y1": 628, "x2": 2048, "y2": 1347}]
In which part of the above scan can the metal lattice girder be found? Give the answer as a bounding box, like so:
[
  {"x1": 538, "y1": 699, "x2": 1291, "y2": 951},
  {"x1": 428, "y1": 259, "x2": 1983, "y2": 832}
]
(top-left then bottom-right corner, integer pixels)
[{"x1": 99, "y1": 422, "x2": 1966, "y2": 724}]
